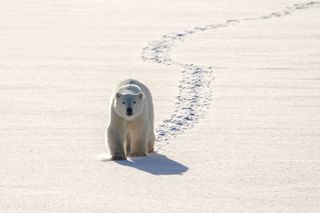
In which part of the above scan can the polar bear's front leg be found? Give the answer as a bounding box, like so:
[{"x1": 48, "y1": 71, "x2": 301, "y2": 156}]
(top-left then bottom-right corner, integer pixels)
[
  {"x1": 129, "y1": 131, "x2": 148, "y2": 158},
  {"x1": 107, "y1": 127, "x2": 126, "y2": 160}
]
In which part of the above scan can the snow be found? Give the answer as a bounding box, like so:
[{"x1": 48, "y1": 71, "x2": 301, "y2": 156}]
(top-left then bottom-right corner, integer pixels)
[{"x1": 1, "y1": 0, "x2": 320, "y2": 212}]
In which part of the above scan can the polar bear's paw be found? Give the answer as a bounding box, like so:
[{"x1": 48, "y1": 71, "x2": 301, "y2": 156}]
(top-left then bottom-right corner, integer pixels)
[
  {"x1": 129, "y1": 152, "x2": 147, "y2": 158},
  {"x1": 111, "y1": 154, "x2": 127, "y2": 161}
]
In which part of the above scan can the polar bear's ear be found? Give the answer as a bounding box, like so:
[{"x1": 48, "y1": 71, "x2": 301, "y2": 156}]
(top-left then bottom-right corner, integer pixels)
[
  {"x1": 138, "y1": 92, "x2": 144, "y2": 99},
  {"x1": 116, "y1": 92, "x2": 121, "y2": 99}
]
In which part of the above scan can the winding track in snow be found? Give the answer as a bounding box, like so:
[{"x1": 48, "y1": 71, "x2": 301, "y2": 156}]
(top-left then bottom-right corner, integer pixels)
[{"x1": 142, "y1": 1, "x2": 320, "y2": 150}]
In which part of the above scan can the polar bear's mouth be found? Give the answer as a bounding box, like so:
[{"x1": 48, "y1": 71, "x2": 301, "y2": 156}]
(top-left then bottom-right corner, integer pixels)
[{"x1": 126, "y1": 107, "x2": 133, "y2": 116}]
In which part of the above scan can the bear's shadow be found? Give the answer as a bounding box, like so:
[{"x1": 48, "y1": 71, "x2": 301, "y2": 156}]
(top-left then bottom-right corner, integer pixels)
[{"x1": 114, "y1": 153, "x2": 188, "y2": 175}]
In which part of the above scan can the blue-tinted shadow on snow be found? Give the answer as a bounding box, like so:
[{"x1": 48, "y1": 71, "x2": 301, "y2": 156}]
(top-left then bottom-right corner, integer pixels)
[{"x1": 116, "y1": 153, "x2": 188, "y2": 175}]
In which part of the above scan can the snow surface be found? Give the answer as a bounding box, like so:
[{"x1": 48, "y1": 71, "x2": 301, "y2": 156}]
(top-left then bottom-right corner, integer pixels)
[{"x1": 1, "y1": 0, "x2": 320, "y2": 212}]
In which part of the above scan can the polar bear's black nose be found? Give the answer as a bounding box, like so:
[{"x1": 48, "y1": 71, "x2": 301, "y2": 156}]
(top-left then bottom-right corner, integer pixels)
[{"x1": 127, "y1": 107, "x2": 133, "y2": 115}]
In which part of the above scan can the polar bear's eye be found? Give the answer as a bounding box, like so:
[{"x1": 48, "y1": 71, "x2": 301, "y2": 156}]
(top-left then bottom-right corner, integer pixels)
[
  {"x1": 122, "y1": 101, "x2": 125, "y2": 104},
  {"x1": 133, "y1": 101, "x2": 136, "y2": 104}
]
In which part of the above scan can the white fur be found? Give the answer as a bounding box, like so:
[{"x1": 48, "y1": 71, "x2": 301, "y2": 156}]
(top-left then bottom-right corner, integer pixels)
[{"x1": 106, "y1": 79, "x2": 155, "y2": 160}]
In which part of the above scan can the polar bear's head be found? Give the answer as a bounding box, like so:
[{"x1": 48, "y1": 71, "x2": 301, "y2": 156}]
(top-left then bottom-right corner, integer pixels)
[{"x1": 114, "y1": 91, "x2": 145, "y2": 121}]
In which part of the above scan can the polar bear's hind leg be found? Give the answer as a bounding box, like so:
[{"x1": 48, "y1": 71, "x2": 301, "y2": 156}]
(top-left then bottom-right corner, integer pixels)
[
  {"x1": 125, "y1": 134, "x2": 131, "y2": 156},
  {"x1": 148, "y1": 131, "x2": 155, "y2": 153}
]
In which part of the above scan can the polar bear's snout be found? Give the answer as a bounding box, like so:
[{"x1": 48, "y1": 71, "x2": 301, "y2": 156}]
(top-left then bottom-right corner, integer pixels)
[{"x1": 126, "y1": 107, "x2": 133, "y2": 116}]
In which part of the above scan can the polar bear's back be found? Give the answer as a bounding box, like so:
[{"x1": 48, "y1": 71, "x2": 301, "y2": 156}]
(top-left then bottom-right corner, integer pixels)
[
  {"x1": 118, "y1": 79, "x2": 153, "y2": 102},
  {"x1": 118, "y1": 79, "x2": 149, "y2": 93}
]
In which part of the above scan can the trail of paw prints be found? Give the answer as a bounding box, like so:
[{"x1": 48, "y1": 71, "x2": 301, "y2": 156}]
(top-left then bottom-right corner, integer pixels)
[
  {"x1": 142, "y1": 1, "x2": 320, "y2": 65},
  {"x1": 155, "y1": 65, "x2": 214, "y2": 149},
  {"x1": 142, "y1": 1, "x2": 320, "y2": 150}
]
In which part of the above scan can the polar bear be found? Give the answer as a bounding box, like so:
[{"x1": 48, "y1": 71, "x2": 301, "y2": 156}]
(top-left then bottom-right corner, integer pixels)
[{"x1": 106, "y1": 79, "x2": 155, "y2": 160}]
